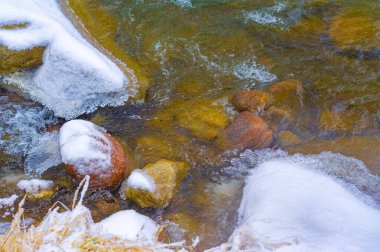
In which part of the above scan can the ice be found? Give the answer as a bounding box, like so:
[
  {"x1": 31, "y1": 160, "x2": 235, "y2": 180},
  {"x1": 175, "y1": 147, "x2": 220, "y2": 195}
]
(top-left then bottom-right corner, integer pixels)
[
  {"x1": 0, "y1": 0, "x2": 137, "y2": 119},
  {"x1": 98, "y1": 210, "x2": 159, "y2": 242},
  {"x1": 59, "y1": 120, "x2": 112, "y2": 176},
  {"x1": 171, "y1": 0, "x2": 193, "y2": 8},
  {"x1": 0, "y1": 100, "x2": 58, "y2": 158},
  {"x1": 25, "y1": 131, "x2": 61, "y2": 176},
  {"x1": 126, "y1": 169, "x2": 156, "y2": 192},
  {"x1": 210, "y1": 150, "x2": 380, "y2": 251},
  {"x1": 17, "y1": 179, "x2": 53, "y2": 193}
]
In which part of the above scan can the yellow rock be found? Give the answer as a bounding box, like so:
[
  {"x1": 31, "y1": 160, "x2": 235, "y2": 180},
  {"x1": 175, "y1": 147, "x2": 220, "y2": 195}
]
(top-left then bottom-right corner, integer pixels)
[
  {"x1": 329, "y1": 8, "x2": 379, "y2": 51},
  {"x1": 135, "y1": 136, "x2": 174, "y2": 165},
  {"x1": 64, "y1": 0, "x2": 150, "y2": 99},
  {"x1": 27, "y1": 189, "x2": 55, "y2": 201},
  {"x1": 268, "y1": 79, "x2": 304, "y2": 110},
  {"x1": 0, "y1": 45, "x2": 45, "y2": 74},
  {"x1": 320, "y1": 107, "x2": 372, "y2": 134},
  {"x1": 124, "y1": 159, "x2": 189, "y2": 208},
  {"x1": 148, "y1": 99, "x2": 229, "y2": 141},
  {"x1": 279, "y1": 130, "x2": 302, "y2": 147}
]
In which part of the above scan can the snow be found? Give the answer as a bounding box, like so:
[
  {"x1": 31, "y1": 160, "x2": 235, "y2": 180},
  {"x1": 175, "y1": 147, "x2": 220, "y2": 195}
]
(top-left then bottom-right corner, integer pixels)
[
  {"x1": 25, "y1": 131, "x2": 61, "y2": 176},
  {"x1": 0, "y1": 195, "x2": 18, "y2": 209},
  {"x1": 210, "y1": 150, "x2": 380, "y2": 252},
  {"x1": 0, "y1": 0, "x2": 137, "y2": 119},
  {"x1": 59, "y1": 120, "x2": 112, "y2": 176},
  {"x1": 17, "y1": 179, "x2": 53, "y2": 193},
  {"x1": 98, "y1": 210, "x2": 159, "y2": 242},
  {"x1": 126, "y1": 169, "x2": 156, "y2": 192}
]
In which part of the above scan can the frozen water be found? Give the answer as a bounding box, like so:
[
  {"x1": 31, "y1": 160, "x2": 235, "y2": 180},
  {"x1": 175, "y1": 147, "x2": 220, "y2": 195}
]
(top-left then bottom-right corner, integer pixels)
[
  {"x1": 25, "y1": 131, "x2": 61, "y2": 176},
  {"x1": 210, "y1": 150, "x2": 380, "y2": 251},
  {"x1": 0, "y1": 0, "x2": 136, "y2": 119},
  {"x1": 17, "y1": 178, "x2": 53, "y2": 193},
  {"x1": 0, "y1": 100, "x2": 58, "y2": 158}
]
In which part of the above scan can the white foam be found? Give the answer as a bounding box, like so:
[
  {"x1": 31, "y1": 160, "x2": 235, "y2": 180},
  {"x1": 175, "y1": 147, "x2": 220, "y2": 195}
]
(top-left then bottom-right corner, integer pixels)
[
  {"x1": 59, "y1": 120, "x2": 112, "y2": 176},
  {"x1": 0, "y1": 0, "x2": 135, "y2": 119},
  {"x1": 98, "y1": 210, "x2": 159, "y2": 242},
  {"x1": 211, "y1": 150, "x2": 380, "y2": 251},
  {"x1": 17, "y1": 179, "x2": 53, "y2": 193},
  {"x1": 126, "y1": 169, "x2": 156, "y2": 192}
]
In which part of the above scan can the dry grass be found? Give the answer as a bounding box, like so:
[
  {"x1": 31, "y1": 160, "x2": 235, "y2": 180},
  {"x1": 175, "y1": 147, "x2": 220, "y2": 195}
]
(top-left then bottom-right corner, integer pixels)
[{"x1": 0, "y1": 176, "x2": 190, "y2": 251}]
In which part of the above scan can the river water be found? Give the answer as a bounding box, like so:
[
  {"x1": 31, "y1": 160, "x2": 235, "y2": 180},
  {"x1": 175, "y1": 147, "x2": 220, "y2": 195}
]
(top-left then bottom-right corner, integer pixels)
[{"x1": 0, "y1": 0, "x2": 379, "y2": 251}]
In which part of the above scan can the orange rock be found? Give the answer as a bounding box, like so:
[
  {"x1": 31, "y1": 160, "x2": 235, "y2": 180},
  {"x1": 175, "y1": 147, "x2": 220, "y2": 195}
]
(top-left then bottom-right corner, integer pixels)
[
  {"x1": 232, "y1": 90, "x2": 270, "y2": 112},
  {"x1": 222, "y1": 111, "x2": 273, "y2": 150},
  {"x1": 59, "y1": 120, "x2": 132, "y2": 189}
]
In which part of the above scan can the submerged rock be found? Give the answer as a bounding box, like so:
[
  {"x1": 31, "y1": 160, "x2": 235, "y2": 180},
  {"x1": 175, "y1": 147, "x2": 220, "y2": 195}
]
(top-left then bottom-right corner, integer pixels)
[
  {"x1": 0, "y1": 45, "x2": 44, "y2": 74},
  {"x1": 124, "y1": 159, "x2": 189, "y2": 208},
  {"x1": 278, "y1": 130, "x2": 301, "y2": 147},
  {"x1": 232, "y1": 90, "x2": 270, "y2": 112},
  {"x1": 148, "y1": 99, "x2": 229, "y2": 141},
  {"x1": 59, "y1": 120, "x2": 132, "y2": 189},
  {"x1": 328, "y1": 8, "x2": 379, "y2": 52},
  {"x1": 267, "y1": 79, "x2": 304, "y2": 111},
  {"x1": 221, "y1": 111, "x2": 273, "y2": 150}
]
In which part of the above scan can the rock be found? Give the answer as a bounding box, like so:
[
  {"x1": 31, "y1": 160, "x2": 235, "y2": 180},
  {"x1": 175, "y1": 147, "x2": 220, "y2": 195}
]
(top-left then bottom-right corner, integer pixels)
[
  {"x1": 263, "y1": 106, "x2": 295, "y2": 131},
  {"x1": 278, "y1": 130, "x2": 302, "y2": 147},
  {"x1": 329, "y1": 9, "x2": 379, "y2": 51},
  {"x1": 289, "y1": 135, "x2": 380, "y2": 175},
  {"x1": 232, "y1": 90, "x2": 270, "y2": 112},
  {"x1": 148, "y1": 99, "x2": 229, "y2": 141},
  {"x1": 59, "y1": 120, "x2": 132, "y2": 189},
  {"x1": 268, "y1": 79, "x2": 304, "y2": 111},
  {"x1": 124, "y1": 159, "x2": 189, "y2": 208},
  {"x1": 135, "y1": 136, "x2": 173, "y2": 165},
  {"x1": 0, "y1": 45, "x2": 45, "y2": 74},
  {"x1": 319, "y1": 107, "x2": 373, "y2": 135},
  {"x1": 221, "y1": 111, "x2": 273, "y2": 150}
]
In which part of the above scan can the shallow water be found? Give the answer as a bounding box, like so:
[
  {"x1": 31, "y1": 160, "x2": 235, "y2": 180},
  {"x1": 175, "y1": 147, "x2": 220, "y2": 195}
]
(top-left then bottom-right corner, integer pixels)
[{"x1": 0, "y1": 0, "x2": 379, "y2": 250}]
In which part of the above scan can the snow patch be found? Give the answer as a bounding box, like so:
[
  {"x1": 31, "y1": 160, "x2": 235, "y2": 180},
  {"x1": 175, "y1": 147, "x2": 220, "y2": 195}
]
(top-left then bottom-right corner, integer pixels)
[
  {"x1": 98, "y1": 210, "x2": 159, "y2": 242},
  {"x1": 126, "y1": 169, "x2": 156, "y2": 192},
  {"x1": 0, "y1": 195, "x2": 18, "y2": 209},
  {"x1": 211, "y1": 150, "x2": 380, "y2": 251},
  {"x1": 59, "y1": 120, "x2": 112, "y2": 176},
  {"x1": 0, "y1": 0, "x2": 136, "y2": 119},
  {"x1": 17, "y1": 179, "x2": 53, "y2": 193}
]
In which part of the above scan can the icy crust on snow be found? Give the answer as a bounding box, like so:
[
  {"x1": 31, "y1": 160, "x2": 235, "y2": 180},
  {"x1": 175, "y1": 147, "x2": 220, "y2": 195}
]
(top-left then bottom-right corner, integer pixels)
[
  {"x1": 0, "y1": 0, "x2": 135, "y2": 119},
  {"x1": 211, "y1": 150, "x2": 380, "y2": 252},
  {"x1": 126, "y1": 169, "x2": 156, "y2": 192},
  {"x1": 17, "y1": 179, "x2": 53, "y2": 193},
  {"x1": 59, "y1": 120, "x2": 112, "y2": 176},
  {"x1": 98, "y1": 210, "x2": 159, "y2": 242}
]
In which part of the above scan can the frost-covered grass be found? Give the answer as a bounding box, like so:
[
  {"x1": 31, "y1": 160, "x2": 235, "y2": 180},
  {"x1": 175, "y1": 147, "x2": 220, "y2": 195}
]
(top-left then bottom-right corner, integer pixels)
[{"x1": 0, "y1": 176, "x2": 189, "y2": 252}]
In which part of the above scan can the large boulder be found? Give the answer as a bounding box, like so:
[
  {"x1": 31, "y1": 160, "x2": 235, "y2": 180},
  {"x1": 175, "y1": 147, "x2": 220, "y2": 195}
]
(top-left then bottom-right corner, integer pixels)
[
  {"x1": 59, "y1": 120, "x2": 132, "y2": 189},
  {"x1": 124, "y1": 159, "x2": 189, "y2": 208}
]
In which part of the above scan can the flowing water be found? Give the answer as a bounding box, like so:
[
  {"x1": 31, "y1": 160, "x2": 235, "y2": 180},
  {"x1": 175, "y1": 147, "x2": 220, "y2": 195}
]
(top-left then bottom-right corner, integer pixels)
[{"x1": 0, "y1": 0, "x2": 379, "y2": 251}]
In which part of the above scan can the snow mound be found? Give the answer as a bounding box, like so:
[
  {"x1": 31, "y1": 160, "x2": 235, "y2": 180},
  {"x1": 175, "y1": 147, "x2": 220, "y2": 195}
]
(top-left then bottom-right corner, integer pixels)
[
  {"x1": 17, "y1": 179, "x2": 53, "y2": 193},
  {"x1": 59, "y1": 120, "x2": 112, "y2": 176},
  {"x1": 98, "y1": 210, "x2": 159, "y2": 241},
  {"x1": 0, "y1": 0, "x2": 136, "y2": 119},
  {"x1": 211, "y1": 150, "x2": 380, "y2": 251},
  {"x1": 126, "y1": 169, "x2": 156, "y2": 192}
]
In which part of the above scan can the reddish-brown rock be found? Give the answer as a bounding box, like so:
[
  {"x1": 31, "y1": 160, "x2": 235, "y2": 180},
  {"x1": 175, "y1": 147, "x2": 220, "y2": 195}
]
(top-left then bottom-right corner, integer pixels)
[
  {"x1": 59, "y1": 120, "x2": 132, "y2": 189},
  {"x1": 222, "y1": 111, "x2": 273, "y2": 150},
  {"x1": 232, "y1": 90, "x2": 270, "y2": 112}
]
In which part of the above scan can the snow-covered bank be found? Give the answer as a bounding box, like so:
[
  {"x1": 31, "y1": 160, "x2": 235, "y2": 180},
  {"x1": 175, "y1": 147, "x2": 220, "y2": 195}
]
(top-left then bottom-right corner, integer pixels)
[
  {"x1": 0, "y1": 0, "x2": 136, "y2": 119},
  {"x1": 210, "y1": 150, "x2": 380, "y2": 251}
]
